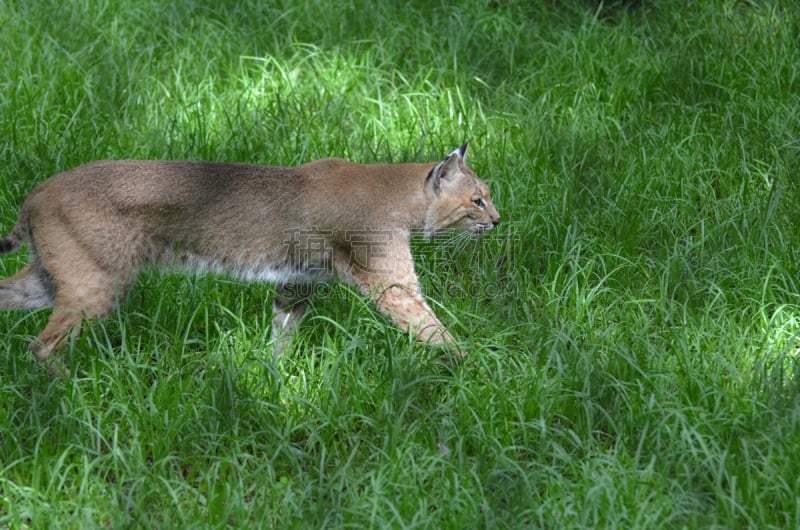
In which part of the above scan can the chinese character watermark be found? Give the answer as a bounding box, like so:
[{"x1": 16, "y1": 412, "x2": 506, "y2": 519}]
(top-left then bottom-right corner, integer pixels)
[{"x1": 281, "y1": 226, "x2": 521, "y2": 298}]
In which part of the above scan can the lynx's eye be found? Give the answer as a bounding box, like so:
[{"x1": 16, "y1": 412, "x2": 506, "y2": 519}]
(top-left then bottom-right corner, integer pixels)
[{"x1": 472, "y1": 198, "x2": 485, "y2": 208}]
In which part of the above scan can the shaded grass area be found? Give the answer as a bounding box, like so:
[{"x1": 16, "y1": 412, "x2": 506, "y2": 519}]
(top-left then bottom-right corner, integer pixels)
[{"x1": 1, "y1": 0, "x2": 800, "y2": 527}]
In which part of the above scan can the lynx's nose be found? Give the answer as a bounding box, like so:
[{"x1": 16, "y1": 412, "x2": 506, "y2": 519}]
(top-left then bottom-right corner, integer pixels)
[{"x1": 491, "y1": 215, "x2": 501, "y2": 226}]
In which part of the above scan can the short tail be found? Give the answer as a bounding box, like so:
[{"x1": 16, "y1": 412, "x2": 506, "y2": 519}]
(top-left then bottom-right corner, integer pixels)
[{"x1": 0, "y1": 207, "x2": 28, "y2": 254}]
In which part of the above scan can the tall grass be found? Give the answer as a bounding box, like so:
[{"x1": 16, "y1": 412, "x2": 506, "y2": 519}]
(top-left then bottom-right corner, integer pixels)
[{"x1": 1, "y1": 0, "x2": 799, "y2": 527}]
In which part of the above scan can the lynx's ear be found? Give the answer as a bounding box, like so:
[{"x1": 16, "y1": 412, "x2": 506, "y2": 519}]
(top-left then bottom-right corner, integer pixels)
[
  {"x1": 427, "y1": 141, "x2": 470, "y2": 193},
  {"x1": 449, "y1": 141, "x2": 469, "y2": 162}
]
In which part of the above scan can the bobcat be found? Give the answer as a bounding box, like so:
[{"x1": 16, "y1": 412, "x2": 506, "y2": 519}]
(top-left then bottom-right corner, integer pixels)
[{"x1": 0, "y1": 142, "x2": 500, "y2": 376}]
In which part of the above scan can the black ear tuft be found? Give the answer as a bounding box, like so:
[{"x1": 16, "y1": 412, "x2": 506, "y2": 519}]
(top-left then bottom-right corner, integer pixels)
[
  {"x1": 447, "y1": 142, "x2": 469, "y2": 161},
  {"x1": 457, "y1": 141, "x2": 469, "y2": 160}
]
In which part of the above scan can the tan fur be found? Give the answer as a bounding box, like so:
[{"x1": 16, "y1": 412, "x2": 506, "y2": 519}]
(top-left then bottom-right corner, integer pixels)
[{"x1": 0, "y1": 143, "x2": 500, "y2": 376}]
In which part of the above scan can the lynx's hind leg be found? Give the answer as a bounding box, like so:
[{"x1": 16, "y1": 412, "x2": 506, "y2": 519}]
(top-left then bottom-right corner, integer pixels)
[
  {"x1": 29, "y1": 273, "x2": 129, "y2": 377},
  {"x1": 28, "y1": 248, "x2": 134, "y2": 377},
  {"x1": 0, "y1": 264, "x2": 55, "y2": 310}
]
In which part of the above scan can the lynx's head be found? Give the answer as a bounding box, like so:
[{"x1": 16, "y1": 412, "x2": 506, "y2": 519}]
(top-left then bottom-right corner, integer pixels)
[{"x1": 423, "y1": 142, "x2": 500, "y2": 239}]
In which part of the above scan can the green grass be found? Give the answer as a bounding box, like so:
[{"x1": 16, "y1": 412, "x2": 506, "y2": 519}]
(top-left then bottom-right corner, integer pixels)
[{"x1": 1, "y1": 0, "x2": 800, "y2": 527}]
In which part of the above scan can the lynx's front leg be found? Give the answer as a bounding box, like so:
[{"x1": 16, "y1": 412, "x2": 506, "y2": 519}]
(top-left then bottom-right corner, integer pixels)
[
  {"x1": 371, "y1": 280, "x2": 455, "y2": 345},
  {"x1": 271, "y1": 284, "x2": 309, "y2": 357},
  {"x1": 347, "y1": 246, "x2": 456, "y2": 348}
]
